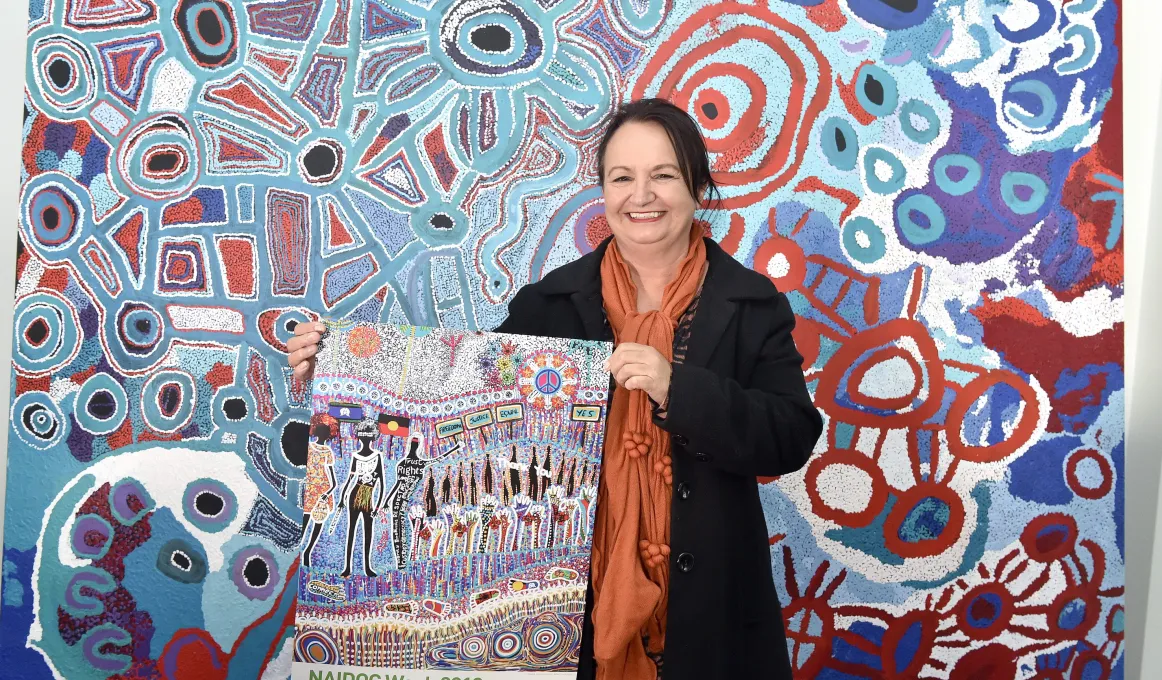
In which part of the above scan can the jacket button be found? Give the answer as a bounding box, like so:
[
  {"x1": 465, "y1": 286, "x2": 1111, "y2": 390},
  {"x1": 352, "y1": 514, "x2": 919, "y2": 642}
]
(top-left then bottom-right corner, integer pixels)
[
  {"x1": 694, "y1": 452, "x2": 710, "y2": 462},
  {"x1": 673, "y1": 434, "x2": 689, "y2": 447},
  {"x1": 676, "y1": 552, "x2": 694, "y2": 573},
  {"x1": 677, "y1": 482, "x2": 691, "y2": 500}
]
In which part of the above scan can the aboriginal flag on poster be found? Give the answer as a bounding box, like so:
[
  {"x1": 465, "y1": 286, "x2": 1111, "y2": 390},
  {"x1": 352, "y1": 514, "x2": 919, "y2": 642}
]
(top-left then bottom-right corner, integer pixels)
[{"x1": 378, "y1": 413, "x2": 410, "y2": 437}]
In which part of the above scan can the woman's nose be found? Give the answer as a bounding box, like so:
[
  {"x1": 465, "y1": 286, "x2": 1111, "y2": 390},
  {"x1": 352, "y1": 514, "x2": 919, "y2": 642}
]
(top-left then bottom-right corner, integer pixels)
[{"x1": 630, "y1": 180, "x2": 654, "y2": 205}]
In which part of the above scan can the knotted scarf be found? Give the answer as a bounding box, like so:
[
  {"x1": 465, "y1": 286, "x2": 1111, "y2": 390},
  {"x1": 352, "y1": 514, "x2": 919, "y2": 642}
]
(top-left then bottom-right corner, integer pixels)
[{"x1": 590, "y1": 227, "x2": 707, "y2": 679}]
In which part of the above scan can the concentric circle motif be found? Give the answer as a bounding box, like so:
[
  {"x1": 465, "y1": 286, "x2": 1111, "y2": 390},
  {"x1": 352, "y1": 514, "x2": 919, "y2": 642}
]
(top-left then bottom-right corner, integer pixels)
[
  {"x1": 299, "y1": 138, "x2": 344, "y2": 185},
  {"x1": 174, "y1": 0, "x2": 238, "y2": 69},
  {"x1": 12, "y1": 392, "x2": 67, "y2": 450},
  {"x1": 23, "y1": 181, "x2": 83, "y2": 255},
  {"x1": 492, "y1": 630, "x2": 523, "y2": 660},
  {"x1": 957, "y1": 584, "x2": 1014, "y2": 641},
  {"x1": 804, "y1": 449, "x2": 888, "y2": 528},
  {"x1": 32, "y1": 35, "x2": 97, "y2": 114},
  {"x1": 518, "y1": 351, "x2": 578, "y2": 410},
  {"x1": 296, "y1": 630, "x2": 339, "y2": 664},
  {"x1": 1065, "y1": 448, "x2": 1114, "y2": 500},
  {"x1": 945, "y1": 370, "x2": 1039, "y2": 464},
  {"x1": 883, "y1": 483, "x2": 965, "y2": 559},
  {"x1": 256, "y1": 307, "x2": 315, "y2": 354},
  {"x1": 347, "y1": 325, "x2": 382, "y2": 358},
  {"x1": 156, "y1": 538, "x2": 208, "y2": 583},
  {"x1": 71, "y1": 513, "x2": 115, "y2": 560},
  {"x1": 182, "y1": 477, "x2": 238, "y2": 533},
  {"x1": 117, "y1": 114, "x2": 201, "y2": 200},
  {"x1": 821, "y1": 116, "x2": 859, "y2": 171},
  {"x1": 842, "y1": 216, "x2": 887, "y2": 264},
  {"x1": 110, "y1": 478, "x2": 154, "y2": 525},
  {"x1": 633, "y1": 3, "x2": 830, "y2": 208},
  {"x1": 459, "y1": 634, "x2": 487, "y2": 659},
  {"x1": 439, "y1": 0, "x2": 546, "y2": 85},
  {"x1": 74, "y1": 372, "x2": 129, "y2": 436},
  {"x1": 141, "y1": 370, "x2": 196, "y2": 433},
  {"x1": 753, "y1": 232, "x2": 807, "y2": 291},
  {"x1": 14, "y1": 292, "x2": 81, "y2": 375},
  {"x1": 230, "y1": 545, "x2": 278, "y2": 600},
  {"x1": 1020, "y1": 513, "x2": 1077, "y2": 563},
  {"x1": 527, "y1": 618, "x2": 567, "y2": 662},
  {"x1": 814, "y1": 319, "x2": 945, "y2": 428},
  {"x1": 116, "y1": 301, "x2": 165, "y2": 357}
]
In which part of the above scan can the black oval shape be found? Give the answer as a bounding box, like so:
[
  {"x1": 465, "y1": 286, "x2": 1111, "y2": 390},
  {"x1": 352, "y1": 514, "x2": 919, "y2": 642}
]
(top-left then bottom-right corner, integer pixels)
[
  {"x1": 196, "y1": 7, "x2": 225, "y2": 46},
  {"x1": 135, "y1": 318, "x2": 152, "y2": 334},
  {"x1": 282, "y1": 420, "x2": 310, "y2": 467},
  {"x1": 835, "y1": 127, "x2": 847, "y2": 153},
  {"x1": 302, "y1": 144, "x2": 338, "y2": 178},
  {"x1": 700, "y1": 102, "x2": 719, "y2": 120},
  {"x1": 47, "y1": 58, "x2": 72, "y2": 89},
  {"x1": 26, "y1": 318, "x2": 49, "y2": 345},
  {"x1": 471, "y1": 25, "x2": 512, "y2": 53},
  {"x1": 87, "y1": 390, "x2": 118, "y2": 420},
  {"x1": 147, "y1": 152, "x2": 180, "y2": 173},
  {"x1": 244, "y1": 556, "x2": 270, "y2": 587},
  {"x1": 430, "y1": 213, "x2": 454, "y2": 230},
  {"x1": 195, "y1": 491, "x2": 225, "y2": 517},
  {"x1": 158, "y1": 383, "x2": 182, "y2": 417},
  {"x1": 864, "y1": 74, "x2": 885, "y2": 107},
  {"x1": 223, "y1": 397, "x2": 248, "y2": 421},
  {"x1": 172, "y1": 550, "x2": 192, "y2": 571},
  {"x1": 43, "y1": 207, "x2": 60, "y2": 231}
]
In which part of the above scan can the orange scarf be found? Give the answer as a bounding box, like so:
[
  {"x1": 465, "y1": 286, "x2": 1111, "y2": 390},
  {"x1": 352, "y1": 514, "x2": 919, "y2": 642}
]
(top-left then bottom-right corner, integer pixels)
[{"x1": 591, "y1": 228, "x2": 707, "y2": 679}]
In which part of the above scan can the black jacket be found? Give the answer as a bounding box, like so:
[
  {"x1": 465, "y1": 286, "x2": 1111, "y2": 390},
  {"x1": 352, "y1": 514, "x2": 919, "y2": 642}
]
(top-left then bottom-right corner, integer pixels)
[{"x1": 496, "y1": 236, "x2": 824, "y2": 679}]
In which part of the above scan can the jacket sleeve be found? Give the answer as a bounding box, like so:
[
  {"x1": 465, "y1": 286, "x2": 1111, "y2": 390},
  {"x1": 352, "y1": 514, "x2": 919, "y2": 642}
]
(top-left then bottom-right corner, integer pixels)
[{"x1": 658, "y1": 292, "x2": 823, "y2": 477}]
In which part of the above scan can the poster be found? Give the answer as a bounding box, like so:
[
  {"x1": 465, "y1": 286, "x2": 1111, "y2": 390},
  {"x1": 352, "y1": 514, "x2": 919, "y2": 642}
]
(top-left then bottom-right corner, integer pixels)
[{"x1": 292, "y1": 321, "x2": 612, "y2": 677}]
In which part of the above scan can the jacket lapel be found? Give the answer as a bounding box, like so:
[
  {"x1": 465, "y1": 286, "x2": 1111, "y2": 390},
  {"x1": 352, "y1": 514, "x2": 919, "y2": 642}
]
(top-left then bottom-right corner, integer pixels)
[
  {"x1": 683, "y1": 238, "x2": 775, "y2": 368},
  {"x1": 684, "y1": 242, "x2": 736, "y2": 368},
  {"x1": 570, "y1": 286, "x2": 608, "y2": 342}
]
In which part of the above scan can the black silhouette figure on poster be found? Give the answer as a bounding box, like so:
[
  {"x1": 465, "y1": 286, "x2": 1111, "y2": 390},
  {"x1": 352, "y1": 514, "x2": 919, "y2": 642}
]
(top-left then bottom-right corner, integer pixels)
[
  {"x1": 382, "y1": 435, "x2": 428, "y2": 570},
  {"x1": 336, "y1": 420, "x2": 385, "y2": 577}
]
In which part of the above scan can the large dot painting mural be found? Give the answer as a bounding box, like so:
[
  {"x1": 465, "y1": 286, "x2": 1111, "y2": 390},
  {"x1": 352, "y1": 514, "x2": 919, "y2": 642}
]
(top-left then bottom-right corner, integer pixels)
[{"x1": 2, "y1": 0, "x2": 1122, "y2": 678}]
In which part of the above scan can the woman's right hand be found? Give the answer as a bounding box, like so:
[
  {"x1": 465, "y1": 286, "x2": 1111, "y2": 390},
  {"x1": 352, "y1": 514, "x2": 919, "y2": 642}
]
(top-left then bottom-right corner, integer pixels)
[{"x1": 287, "y1": 321, "x2": 326, "y2": 381}]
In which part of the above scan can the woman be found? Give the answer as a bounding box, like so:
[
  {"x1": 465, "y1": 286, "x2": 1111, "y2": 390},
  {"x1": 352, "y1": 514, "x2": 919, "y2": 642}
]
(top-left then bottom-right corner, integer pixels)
[
  {"x1": 336, "y1": 420, "x2": 387, "y2": 578},
  {"x1": 300, "y1": 416, "x2": 337, "y2": 569},
  {"x1": 287, "y1": 98, "x2": 823, "y2": 680}
]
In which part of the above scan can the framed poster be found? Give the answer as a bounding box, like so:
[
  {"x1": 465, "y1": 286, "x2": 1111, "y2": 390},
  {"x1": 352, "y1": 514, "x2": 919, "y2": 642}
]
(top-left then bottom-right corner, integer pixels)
[{"x1": 292, "y1": 322, "x2": 612, "y2": 679}]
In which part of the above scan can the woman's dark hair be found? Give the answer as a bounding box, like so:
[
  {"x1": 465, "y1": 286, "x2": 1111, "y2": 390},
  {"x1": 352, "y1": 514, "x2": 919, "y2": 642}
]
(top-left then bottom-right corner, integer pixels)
[{"x1": 596, "y1": 98, "x2": 720, "y2": 207}]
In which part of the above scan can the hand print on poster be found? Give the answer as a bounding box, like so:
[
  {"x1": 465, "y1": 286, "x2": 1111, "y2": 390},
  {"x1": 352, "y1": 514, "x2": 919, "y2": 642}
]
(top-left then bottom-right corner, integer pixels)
[{"x1": 3, "y1": 0, "x2": 1122, "y2": 677}]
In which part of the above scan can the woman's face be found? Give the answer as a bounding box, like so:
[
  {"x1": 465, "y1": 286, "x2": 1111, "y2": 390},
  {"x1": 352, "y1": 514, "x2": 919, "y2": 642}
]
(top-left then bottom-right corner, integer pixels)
[{"x1": 601, "y1": 120, "x2": 698, "y2": 254}]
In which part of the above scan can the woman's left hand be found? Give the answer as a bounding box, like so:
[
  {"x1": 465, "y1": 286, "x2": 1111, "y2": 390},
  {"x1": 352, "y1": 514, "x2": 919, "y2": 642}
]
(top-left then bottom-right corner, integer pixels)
[{"x1": 605, "y1": 343, "x2": 671, "y2": 406}]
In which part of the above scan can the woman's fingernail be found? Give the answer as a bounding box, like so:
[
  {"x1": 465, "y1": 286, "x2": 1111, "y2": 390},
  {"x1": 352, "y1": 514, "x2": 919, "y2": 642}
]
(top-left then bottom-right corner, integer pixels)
[{"x1": 316, "y1": 323, "x2": 326, "y2": 332}]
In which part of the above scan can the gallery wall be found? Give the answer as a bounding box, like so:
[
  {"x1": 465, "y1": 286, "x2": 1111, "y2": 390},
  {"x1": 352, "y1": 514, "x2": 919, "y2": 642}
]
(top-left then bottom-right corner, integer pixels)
[{"x1": 0, "y1": 0, "x2": 1151, "y2": 678}]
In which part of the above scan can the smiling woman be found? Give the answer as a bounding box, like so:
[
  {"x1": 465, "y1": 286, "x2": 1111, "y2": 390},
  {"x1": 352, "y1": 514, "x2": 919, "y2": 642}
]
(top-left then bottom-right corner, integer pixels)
[{"x1": 286, "y1": 99, "x2": 822, "y2": 680}]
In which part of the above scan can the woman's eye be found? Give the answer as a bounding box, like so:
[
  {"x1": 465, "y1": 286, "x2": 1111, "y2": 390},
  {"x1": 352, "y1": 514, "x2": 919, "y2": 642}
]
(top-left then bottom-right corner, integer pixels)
[{"x1": 655, "y1": 174, "x2": 675, "y2": 180}]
